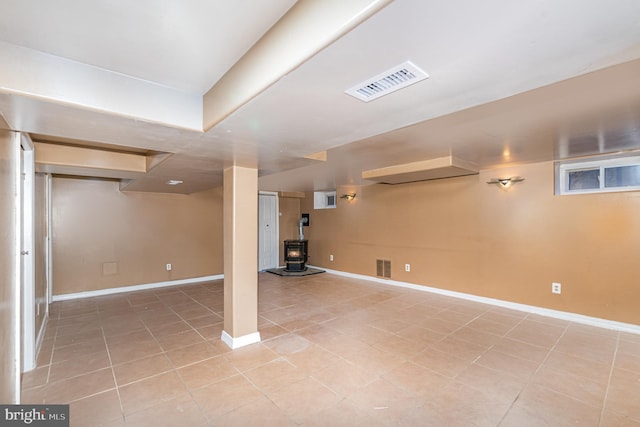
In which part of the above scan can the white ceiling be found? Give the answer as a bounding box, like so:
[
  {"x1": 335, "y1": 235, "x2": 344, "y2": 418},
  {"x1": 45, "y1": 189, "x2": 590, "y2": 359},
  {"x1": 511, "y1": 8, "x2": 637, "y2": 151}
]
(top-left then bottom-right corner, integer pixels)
[{"x1": 1, "y1": 0, "x2": 640, "y2": 193}]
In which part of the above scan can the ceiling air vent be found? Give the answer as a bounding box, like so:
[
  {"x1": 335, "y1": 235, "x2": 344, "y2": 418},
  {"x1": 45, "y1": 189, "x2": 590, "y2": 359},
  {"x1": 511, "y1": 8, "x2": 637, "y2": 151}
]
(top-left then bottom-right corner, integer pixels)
[{"x1": 345, "y1": 61, "x2": 429, "y2": 102}]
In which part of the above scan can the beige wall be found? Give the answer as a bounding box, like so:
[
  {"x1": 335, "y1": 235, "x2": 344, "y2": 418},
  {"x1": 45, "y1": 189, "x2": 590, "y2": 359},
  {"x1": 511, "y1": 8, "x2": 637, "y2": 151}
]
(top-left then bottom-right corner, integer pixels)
[
  {"x1": 302, "y1": 161, "x2": 640, "y2": 325},
  {"x1": 52, "y1": 177, "x2": 223, "y2": 295},
  {"x1": 0, "y1": 130, "x2": 19, "y2": 403}
]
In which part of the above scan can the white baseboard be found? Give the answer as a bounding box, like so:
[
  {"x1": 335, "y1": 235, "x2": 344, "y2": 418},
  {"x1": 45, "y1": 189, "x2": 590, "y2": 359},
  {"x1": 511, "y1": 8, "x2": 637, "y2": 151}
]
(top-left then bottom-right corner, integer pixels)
[
  {"x1": 221, "y1": 330, "x2": 261, "y2": 349},
  {"x1": 50, "y1": 267, "x2": 640, "y2": 335},
  {"x1": 312, "y1": 266, "x2": 640, "y2": 335},
  {"x1": 52, "y1": 274, "x2": 224, "y2": 302}
]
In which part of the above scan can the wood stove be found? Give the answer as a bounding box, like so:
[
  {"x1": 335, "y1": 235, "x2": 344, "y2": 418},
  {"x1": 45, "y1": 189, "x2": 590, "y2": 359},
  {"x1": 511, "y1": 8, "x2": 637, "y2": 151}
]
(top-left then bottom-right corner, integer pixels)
[{"x1": 284, "y1": 240, "x2": 308, "y2": 271}]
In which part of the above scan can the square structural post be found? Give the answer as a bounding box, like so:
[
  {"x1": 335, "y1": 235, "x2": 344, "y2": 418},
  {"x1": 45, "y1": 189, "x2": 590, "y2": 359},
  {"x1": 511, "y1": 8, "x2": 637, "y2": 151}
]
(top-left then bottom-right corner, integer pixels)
[{"x1": 221, "y1": 165, "x2": 260, "y2": 349}]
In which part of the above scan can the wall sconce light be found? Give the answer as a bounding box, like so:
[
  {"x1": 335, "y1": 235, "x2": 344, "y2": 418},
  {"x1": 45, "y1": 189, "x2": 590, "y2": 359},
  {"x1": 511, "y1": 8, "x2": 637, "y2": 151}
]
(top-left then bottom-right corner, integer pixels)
[
  {"x1": 486, "y1": 176, "x2": 524, "y2": 189},
  {"x1": 340, "y1": 193, "x2": 356, "y2": 201}
]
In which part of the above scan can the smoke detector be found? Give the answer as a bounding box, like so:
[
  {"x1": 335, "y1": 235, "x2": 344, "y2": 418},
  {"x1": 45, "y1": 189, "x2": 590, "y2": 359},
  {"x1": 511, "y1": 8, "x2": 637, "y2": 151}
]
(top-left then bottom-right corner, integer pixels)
[{"x1": 345, "y1": 61, "x2": 429, "y2": 102}]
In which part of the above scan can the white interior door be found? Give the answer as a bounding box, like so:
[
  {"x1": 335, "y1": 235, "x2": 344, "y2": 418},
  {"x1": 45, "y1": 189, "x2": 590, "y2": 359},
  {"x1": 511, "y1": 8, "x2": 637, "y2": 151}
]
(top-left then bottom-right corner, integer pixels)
[{"x1": 258, "y1": 192, "x2": 279, "y2": 270}]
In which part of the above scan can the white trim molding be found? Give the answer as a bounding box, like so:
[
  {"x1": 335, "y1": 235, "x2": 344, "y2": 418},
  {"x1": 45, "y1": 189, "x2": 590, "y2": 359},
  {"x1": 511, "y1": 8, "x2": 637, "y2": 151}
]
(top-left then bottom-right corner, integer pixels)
[
  {"x1": 313, "y1": 266, "x2": 640, "y2": 335},
  {"x1": 221, "y1": 330, "x2": 261, "y2": 350},
  {"x1": 52, "y1": 274, "x2": 223, "y2": 302}
]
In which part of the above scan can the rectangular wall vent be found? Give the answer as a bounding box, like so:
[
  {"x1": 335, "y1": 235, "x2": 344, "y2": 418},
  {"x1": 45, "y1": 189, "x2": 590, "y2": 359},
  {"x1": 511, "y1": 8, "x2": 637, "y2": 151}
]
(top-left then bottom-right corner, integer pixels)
[
  {"x1": 345, "y1": 61, "x2": 429, "y2": 102},
  {"x1": 376, "y1": 259, "x2": 391, "y2": 278}
]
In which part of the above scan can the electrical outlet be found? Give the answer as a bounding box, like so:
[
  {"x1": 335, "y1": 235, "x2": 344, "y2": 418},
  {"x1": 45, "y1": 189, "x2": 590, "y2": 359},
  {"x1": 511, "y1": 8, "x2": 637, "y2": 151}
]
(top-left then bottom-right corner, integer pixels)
[
  {"x1": 329, "y1": 254, "x2": 334, "y2": 261},
  {"x1": 166, "y1": 263, "x2": 172, "y2": 271},
  {"x1": 552, "y1": 282, "x2": 561, "y2": 294},
  {"x1": 405, "y1": 263, "x2": 411, "y2": 272}
]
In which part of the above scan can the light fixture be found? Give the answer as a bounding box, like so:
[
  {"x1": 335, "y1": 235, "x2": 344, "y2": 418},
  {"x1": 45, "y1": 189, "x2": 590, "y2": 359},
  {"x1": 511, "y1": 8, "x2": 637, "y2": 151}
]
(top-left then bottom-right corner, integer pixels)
[
  {"x1": 486, "y1": 176, "x2": 524, "y2": 188},
  {"x1": 166, "y1": 180, "x2": 183, "y2": 185},
  {"x1": 340, "y1": 193, "x2": 356, "y2": 201}
]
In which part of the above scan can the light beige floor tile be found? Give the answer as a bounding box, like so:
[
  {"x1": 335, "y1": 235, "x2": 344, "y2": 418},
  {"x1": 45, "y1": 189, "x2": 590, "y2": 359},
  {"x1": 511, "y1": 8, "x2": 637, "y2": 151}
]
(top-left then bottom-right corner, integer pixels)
[
  {"x1": 155, "y1": 330, "x2": 205, "y2": 352},
  {"x1": 21, "y1": 365, "x2": 50, "y2": 390},
  {"x1": 428, "y1": 335, "x2": 488, "y2": 362},
  {"x1": 68, "y1": 389, "x2": 123, "y2": 426},
  {"x1": 347, "y1": 378, "x2": 424, "y2": 426},
  {"x1": 542, "y1": 349, "x2": 612, "y2": 383},
  {"x1": 424, "y1": 381, "x2": 512, "y2": 427},
  {"x1": 454, "y1": 363, "x2": 527, "y2": 403},
  {"x1": 605, "y1": 367, "x2": 640, "y2": 421},
  {"x1": 107, "y1": 338, "x2": 163, "y2": 365},
  {"x1": 49, "y1": 350, "x2": 111, "y2": 383},
  {"x1": 553, "y1": 328, "x2": 617, "y2": 364},
  {"x1": 474, "y1": 347, "x2": 541, "y2": 381},
  {"x1": 52, "y1": 337, "x2": 107, "y2": 364},
  {"x1": 600, "y1": 411, "x2": 640, "y2": 426},
  {"x1": 614, "y1": 350, "x2": 640, "y2": 374},
  {"x1": 313, "y1": 357, "x2": 378, "y2": 397},
  {"x1": 530, "y1": 363, "x2": 608, "y2": 408},
  {"x1": 185, "y1": 314, "x2": 222, "y2": 329},
  {"x1": 165, "y1": 341, "x2": 220, "y2": 368},
  {"x1": 146, "y1": 320, "x2": 192, "y2": 337},
  {"x1": 243, "y1": 358, "x2": 307, "y2": 394},
  {"x1": 265, "y1": 376, "x2": 339, "y2": 422},
  {"x1": 410, "y1": 346, "x2": 471, "y2": 378},
  {"x1": 296, "y1": 397, "x2": 387, "y2": 427},
  {"x1": 123, "y1": 394, "x2": 207, "y2": 427},
  {"x1": 257, "y1": 323, "x2": 289, "y2": 341},
  {"x1": 382, "y1": 360, "x2": 450, "y2": 399},
  {"x1": 211, "y1": 395, "x2": 296, "y2": 427},
  {"x1": 27, "y1": 274, "x2": 640, "y2": 426},
  {"x1": 191, "y1": 374, "x2": 263, "y2": 419},
  {"x1": 505, "y1": 319, "x2": 566, "y2": 348},
  {"x1": 44, "y1": 367, "x2": 115, "y2": 404},
  {"x1": 177, "y1": 355, "x2": 238, "y2": 390},
  {"x1": 112, "y1": 353, "x2": 173, "y2": 386},
  {"x1": 118, "y1": 371, "x2": 188, "y2": 416},
  {"x1": 490, "y1": 337, "x2": 550, "y2": 364},
  {"x1": 449, "y1": 325, "x2": 503, "y2": 348},
  {"x1": 501, "y1": 383, "x2": 602, "y2": 427},
  {"x1": 223, "y1": 342, "x2": 279, "y2": 372},
  {"x1": 21, "y1": 385, "x2": 46, "y2": 404}
]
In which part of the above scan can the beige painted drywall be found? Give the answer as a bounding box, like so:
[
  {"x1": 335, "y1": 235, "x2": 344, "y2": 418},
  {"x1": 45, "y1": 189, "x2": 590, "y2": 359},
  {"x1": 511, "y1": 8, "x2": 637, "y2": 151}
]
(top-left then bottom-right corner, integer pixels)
[
  {"x1": 51, "y1": 177, "x2": 223, "y2": 295},
  {"x1": 0, "y1": 130, "x2": 19, "y2": 403},
  {"x1": 302, "y1": 161, "x2": 640, "y2": 325},
  {"x1": 223, "y1": 166, "x2": 258, "y2": 339}
]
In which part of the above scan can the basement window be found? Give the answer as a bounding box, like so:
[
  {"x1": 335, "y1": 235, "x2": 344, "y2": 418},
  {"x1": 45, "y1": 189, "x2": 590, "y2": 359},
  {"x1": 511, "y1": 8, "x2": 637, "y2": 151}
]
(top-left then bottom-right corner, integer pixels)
[
  {"x1": 313, "y1": 191, "x2": 336, "y2": 209},
  {"x1": 557, "y1": 155, "x2": 640, "y2": 194}
]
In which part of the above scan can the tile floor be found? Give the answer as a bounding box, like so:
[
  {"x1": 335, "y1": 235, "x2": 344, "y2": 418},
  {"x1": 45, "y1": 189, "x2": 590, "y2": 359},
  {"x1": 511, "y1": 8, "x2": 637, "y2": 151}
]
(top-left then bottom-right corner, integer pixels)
[{"x1": 21, "y1": 272, "x2": 640, "y2": 426}]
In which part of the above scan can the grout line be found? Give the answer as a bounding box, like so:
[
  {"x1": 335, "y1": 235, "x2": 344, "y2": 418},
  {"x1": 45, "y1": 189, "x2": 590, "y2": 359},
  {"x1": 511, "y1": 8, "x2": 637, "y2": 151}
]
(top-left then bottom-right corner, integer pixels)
[
  {"x1": 100, "y1": 323, "x2": 126, "y2": 425},
  {"x1": 496, "y1": 319, "x2": 570, "y2": 426},
  {"x1": 598, "y1": 331, "x2": 620, "y2": 427}
]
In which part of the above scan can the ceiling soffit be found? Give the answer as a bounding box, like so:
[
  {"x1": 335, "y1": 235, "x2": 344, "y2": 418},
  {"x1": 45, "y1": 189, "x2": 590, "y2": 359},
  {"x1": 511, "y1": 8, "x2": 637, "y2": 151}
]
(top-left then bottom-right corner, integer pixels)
[{"x1": 202, "y1": 0, "x2": 393, "y2": 130}]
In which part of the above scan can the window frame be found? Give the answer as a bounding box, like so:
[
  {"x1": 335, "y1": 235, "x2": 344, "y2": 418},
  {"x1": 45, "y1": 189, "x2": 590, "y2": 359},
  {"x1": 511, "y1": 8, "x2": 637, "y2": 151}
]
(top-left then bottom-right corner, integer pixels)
[{"x1": 558, "y1": 155, "x2": 640, "y2": 195}]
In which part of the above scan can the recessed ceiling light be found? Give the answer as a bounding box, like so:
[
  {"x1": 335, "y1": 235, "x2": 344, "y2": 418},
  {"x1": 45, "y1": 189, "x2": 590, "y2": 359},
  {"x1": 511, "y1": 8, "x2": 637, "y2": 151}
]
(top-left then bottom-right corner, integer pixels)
[
  {"x1": 166, "y1": 180, "x2": 183, "y2": 185},
  {"x1": 345, "y1": 61, "x2": 429, "y2": 102}
]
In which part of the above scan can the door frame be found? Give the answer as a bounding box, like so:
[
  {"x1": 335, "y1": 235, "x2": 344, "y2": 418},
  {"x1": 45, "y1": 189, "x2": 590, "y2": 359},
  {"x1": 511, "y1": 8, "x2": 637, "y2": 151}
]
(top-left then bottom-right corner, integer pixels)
[
  {"x1": 258, "y1": 191, "x2": 279, "y2": 270},
  {"x1": 20, "y1": 133, "x2": 36, "y2": 372}
]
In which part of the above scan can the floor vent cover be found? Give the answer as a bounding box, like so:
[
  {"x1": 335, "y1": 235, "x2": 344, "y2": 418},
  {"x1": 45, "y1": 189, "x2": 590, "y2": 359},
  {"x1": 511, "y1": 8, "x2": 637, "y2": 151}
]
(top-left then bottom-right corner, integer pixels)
[
  {"x1": 345, "y1": 61, "x2": 429, "y2": 102},
  {"x1": 376, "y1": 259, "x2": 391, "y2": 278}
]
